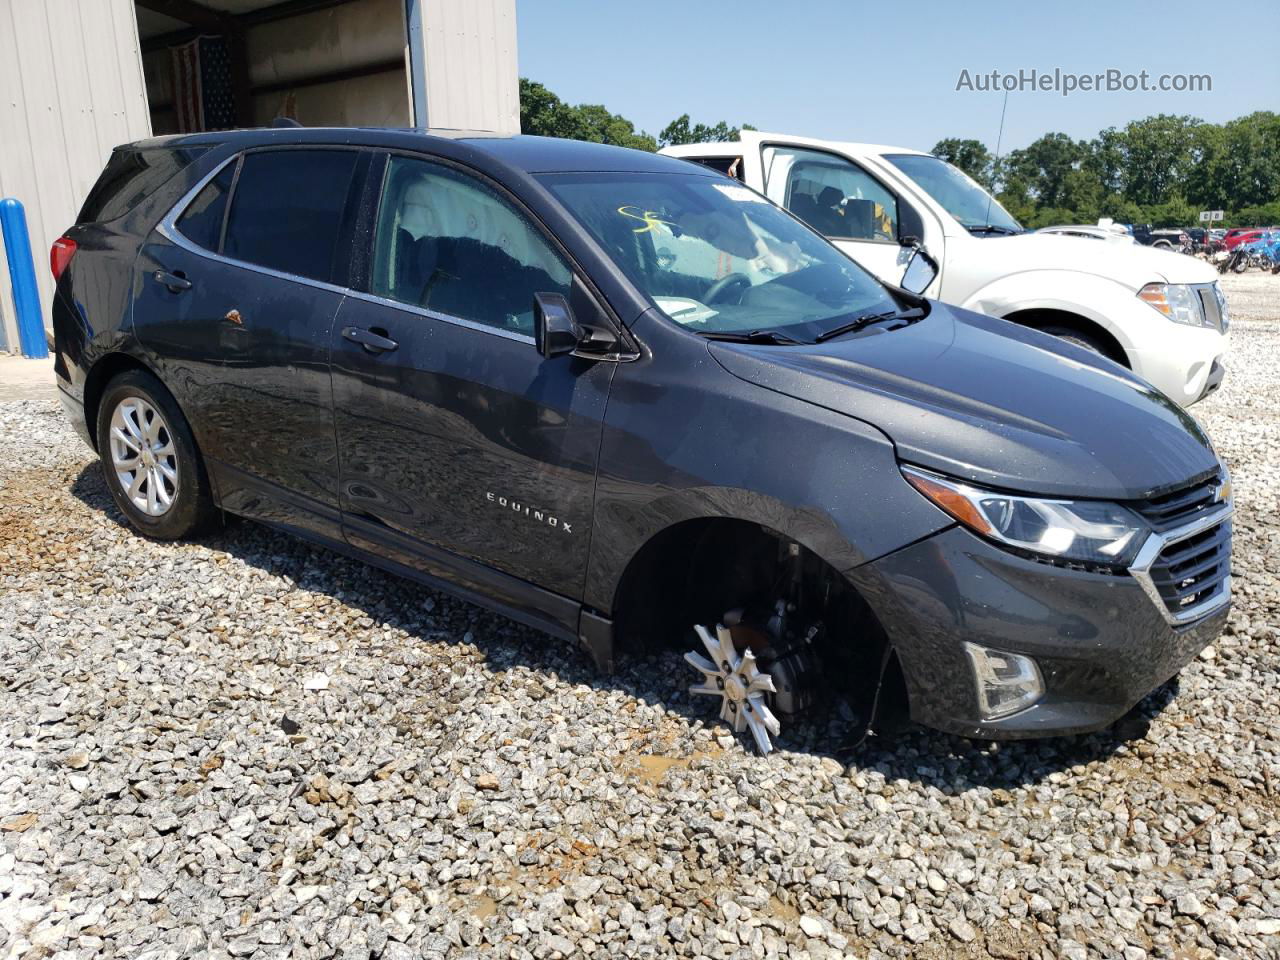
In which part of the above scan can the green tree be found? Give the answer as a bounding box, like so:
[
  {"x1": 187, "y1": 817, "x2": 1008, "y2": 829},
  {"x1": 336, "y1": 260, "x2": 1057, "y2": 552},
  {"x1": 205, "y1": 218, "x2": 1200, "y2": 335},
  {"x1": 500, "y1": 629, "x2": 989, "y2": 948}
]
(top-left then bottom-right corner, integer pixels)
[
  {"x1": 1003, "y1": 133, "x2": 1087, "y2": 209},
  {"x1": 658, "y1": 115, "x2": 756, "y2": 147},
  {"x1": 518, "y1": 78, "x2": 657, "y2": 151},
  {"x1": 1117, "y1": 114, "x2": 1203, "y2": 206},
  {"x1": 931, "y1": 138, "x2": 993, "y2": 187}
]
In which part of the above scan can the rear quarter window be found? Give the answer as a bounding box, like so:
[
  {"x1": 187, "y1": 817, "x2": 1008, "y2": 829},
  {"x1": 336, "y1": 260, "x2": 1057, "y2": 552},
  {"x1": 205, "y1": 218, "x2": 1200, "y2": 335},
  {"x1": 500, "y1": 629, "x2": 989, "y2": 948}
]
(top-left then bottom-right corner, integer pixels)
[
  {"x1": 77, "y1": 145, "x2": 210, "y2": 225},
  {"x1": 174, "y1": 161, "x2": 237, "y2": 252}
]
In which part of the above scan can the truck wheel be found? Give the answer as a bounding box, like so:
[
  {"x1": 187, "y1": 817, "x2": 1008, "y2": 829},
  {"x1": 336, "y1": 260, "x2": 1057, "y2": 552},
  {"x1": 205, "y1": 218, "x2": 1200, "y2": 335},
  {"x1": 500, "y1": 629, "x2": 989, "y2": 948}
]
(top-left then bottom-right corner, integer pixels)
[
  {"x1": 96, "y1": 369, "x2": 217, "y2": 540},
  {"x1": 1040, "y1": 326, "x2": 1112, "y2": 360}
]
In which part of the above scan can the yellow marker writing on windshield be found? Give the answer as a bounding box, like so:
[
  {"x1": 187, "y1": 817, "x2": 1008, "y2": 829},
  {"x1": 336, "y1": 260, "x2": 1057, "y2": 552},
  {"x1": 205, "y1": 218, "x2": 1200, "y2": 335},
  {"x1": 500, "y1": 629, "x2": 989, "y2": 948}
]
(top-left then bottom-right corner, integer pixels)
[{"x1": 617, "y1": 205, "x2": 674, "y2": 234}]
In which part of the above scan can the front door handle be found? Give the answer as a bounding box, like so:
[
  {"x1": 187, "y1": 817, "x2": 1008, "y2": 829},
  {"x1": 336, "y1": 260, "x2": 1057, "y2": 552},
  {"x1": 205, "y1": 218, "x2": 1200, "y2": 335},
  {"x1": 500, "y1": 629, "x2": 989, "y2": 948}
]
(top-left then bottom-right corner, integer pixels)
[
  {"x1": 342, "y1": 326, "x2": 398, "y2": 354},
  {"x1": 152, "y1": 269, "x2": 191, "y2": 293}
]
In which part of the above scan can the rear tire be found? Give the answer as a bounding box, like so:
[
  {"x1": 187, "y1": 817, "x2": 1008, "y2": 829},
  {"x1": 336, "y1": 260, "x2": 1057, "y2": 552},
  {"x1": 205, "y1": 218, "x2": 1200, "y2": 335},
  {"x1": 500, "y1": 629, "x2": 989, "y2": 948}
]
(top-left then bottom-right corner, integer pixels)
[
  {"x1": 1039, "y1": 325, "x2": 1113, "y2": 361},
  {"x1": 95, "y1": 369, "x2": 216, "y2": 540}
]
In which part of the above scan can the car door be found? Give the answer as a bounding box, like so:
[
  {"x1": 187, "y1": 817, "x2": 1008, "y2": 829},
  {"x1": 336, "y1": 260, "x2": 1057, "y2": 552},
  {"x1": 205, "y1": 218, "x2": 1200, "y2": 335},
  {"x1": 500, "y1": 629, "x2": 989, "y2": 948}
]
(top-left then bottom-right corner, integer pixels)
[
  {"x1": 330, "y1": 152, "x2": 617, "y2": 620},
  {"x1": 135, "y1": 146, "x2": 365, "y2": 539}
]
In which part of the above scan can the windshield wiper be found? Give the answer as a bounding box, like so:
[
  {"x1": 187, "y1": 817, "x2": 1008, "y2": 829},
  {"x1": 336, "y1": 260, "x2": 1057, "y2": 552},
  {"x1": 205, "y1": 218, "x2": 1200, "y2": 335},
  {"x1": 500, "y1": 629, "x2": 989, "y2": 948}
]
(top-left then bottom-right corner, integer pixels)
[
  {"x1": 699, "y1": 329, "x2": 805, "y2": 345},
  {"x1": 966, "y1": 224, "x2": 1022, "y2": 236},
  {"x1": 813, "y1": 310, "x2": 902, "y2": 343}
]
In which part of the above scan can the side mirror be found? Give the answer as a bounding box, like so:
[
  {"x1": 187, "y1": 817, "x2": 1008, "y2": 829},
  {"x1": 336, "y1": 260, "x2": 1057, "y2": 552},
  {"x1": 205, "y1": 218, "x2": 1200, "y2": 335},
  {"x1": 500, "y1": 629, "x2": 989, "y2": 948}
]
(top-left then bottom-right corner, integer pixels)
[
  {"x1": 534, "y1": 292, "x2": 581, "y2": 358},
  {"x1": 900, "y1": 243, "x2": 939, "y2": 295}
]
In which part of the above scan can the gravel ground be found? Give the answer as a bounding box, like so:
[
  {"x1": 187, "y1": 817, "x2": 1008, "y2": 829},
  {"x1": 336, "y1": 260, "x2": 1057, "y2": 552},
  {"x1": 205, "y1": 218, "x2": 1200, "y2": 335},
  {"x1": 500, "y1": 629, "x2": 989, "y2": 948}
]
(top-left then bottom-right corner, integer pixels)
[{"x1": 2, "y1": 272, "x2": 1278, "y2": 960}]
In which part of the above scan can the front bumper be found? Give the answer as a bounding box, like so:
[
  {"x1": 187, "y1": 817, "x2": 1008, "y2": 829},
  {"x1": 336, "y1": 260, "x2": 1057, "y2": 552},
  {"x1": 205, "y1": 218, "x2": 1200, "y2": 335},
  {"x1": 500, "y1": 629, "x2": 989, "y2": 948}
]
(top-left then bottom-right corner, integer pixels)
[
  {"x1": 860, "y1": 524, "x2": 1229, "y2": 739},
  {"x1": 1123, "y1": 304, "x2": 1228, "y2": 407}
]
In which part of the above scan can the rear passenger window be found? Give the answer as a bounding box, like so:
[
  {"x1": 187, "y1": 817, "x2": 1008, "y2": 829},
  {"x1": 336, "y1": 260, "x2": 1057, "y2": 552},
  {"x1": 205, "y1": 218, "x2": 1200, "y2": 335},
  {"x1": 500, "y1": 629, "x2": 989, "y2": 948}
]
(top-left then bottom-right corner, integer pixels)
[
  {"x1": 369, "y1": 155, "x2": 572, "y2": 335},
  {"x1": 222, "y1": 150, "x2": 359, "y2": 283},
  {"x1": 175, "y1": 162, "x2": 236, "y2": 252}
]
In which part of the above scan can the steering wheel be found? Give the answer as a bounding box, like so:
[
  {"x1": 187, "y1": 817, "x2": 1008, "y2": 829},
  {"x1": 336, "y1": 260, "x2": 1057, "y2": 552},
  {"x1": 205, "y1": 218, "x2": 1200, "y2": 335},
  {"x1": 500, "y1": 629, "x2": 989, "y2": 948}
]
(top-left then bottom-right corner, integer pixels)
[{"x1": 703, "y1": 272, "x2": 751, "y2": 305}]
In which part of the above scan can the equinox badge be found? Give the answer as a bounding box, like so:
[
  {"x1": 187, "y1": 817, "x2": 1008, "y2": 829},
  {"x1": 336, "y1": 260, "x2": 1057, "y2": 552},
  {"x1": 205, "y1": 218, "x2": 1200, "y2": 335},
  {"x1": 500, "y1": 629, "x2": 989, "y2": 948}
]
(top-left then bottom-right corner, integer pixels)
[{"x1": 486, "y1": 492, "x2": 572, "y2": 534}]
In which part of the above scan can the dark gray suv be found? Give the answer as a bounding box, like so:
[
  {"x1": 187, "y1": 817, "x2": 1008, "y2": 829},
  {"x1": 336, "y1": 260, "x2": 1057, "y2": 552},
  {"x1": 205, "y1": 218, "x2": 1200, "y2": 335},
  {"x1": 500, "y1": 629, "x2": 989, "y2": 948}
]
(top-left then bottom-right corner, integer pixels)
[{"x1": 51, "y1": 128, "x2": 1232, "y2": 753}]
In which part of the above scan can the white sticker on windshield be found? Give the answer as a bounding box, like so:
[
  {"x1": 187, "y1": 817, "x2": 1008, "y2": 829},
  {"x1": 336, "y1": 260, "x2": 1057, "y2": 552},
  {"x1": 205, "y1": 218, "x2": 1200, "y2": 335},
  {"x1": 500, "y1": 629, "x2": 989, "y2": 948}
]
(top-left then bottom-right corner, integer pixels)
[{"x1": 712, "y1": 182, "x2": 767, "y2": 204}]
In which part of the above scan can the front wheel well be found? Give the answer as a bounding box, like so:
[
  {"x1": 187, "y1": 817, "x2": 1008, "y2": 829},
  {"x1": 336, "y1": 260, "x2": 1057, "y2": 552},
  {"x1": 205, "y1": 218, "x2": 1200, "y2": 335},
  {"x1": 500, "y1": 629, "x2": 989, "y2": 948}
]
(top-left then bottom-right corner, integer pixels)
[
  {"x1": 610, "y1": 517, "x2": 906, "y2": 728},
  {"x1": 82, "y1": 354, "x2": 157, "y2": 451},
  {"x1": 1001, "y1": 308, "x2": 1131, "y2": 368}
]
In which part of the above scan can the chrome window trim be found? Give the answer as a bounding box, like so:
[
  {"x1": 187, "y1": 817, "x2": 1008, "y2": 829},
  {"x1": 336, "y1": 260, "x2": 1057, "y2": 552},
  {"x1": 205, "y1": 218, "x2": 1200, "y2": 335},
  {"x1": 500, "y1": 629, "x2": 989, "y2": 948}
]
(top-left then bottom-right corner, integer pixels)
[
  {"x1": 342, "y1": 288, "x2": 534, "y2": 344},
  {"x1": 157, "y1": 152, "x2": 535, "y2": 346},
  {"x1": 1128, "y1": 488, "x2": 1233, "y2": 626}
]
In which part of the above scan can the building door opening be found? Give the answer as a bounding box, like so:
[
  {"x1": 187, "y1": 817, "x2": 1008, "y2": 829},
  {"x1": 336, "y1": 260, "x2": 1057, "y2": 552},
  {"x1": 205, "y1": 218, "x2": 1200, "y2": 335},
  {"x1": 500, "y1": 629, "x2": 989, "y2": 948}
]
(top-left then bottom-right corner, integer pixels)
[{"x1": 134, "y1": 0, "x2": 411, "y2": 134}]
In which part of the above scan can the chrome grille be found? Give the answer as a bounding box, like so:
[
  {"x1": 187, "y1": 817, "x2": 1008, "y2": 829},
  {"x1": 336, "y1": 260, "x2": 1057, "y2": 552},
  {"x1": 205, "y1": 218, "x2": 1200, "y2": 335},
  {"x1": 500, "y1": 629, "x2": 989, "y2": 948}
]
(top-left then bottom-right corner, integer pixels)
[
  {"x1": 1193, "y1": 282, "x2": 1229, "y2": 333},
  {"x1": 1132, "y1": 471, "x2": 1223, "y2": 532},
  {"x1": 1147, "y1": 519, "x2": 1231, "y2": 616},
  {"x1": 1129, "y1": 470, "x2": 1233, "y2": 625}
]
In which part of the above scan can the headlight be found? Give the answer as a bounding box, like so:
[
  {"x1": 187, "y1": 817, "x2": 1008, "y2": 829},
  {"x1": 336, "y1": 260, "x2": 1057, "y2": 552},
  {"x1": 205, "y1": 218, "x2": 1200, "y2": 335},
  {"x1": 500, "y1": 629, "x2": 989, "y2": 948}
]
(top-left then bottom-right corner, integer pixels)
[
  {"x1": 1138, "y1": 282, "x2": 1209, "y2": 327},
  {"x1": 902, "y1": 467, "x2": 1148, "y2": 567}
]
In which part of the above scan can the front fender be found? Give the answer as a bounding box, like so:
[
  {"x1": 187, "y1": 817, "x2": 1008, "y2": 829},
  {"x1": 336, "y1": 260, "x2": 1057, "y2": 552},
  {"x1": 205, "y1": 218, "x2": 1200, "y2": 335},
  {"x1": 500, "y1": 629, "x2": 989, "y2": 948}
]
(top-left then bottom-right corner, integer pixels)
[
  {"x1": 583, "y1": 313, "x2": 953, "y2": 614},
  {"x1": 957, "y1": 270, "x2": 1141, "y2": 356}
]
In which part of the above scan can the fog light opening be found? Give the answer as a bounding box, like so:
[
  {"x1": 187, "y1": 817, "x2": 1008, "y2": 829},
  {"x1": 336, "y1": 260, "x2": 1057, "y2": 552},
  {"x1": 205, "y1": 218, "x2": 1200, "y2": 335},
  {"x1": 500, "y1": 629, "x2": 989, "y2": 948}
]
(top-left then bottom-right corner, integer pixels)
[{"x1": 963, "y1": 642, "x2": 1044, "y2": 720}]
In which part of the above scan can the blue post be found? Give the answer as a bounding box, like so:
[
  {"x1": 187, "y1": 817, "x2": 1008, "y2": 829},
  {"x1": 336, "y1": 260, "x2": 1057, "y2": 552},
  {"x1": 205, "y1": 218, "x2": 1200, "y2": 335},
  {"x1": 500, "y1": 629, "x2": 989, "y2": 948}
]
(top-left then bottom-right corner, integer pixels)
[{"x1": 0, "y1": 197, "x2": 50, "y2": 359}]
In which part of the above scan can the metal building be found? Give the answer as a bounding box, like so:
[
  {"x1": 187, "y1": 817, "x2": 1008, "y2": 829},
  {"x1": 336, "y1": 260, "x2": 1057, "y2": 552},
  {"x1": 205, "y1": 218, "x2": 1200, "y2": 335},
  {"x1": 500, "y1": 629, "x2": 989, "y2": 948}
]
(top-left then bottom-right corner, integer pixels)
[{"x1": 0, "y1": 0, "x2": 518, "y2": 354}]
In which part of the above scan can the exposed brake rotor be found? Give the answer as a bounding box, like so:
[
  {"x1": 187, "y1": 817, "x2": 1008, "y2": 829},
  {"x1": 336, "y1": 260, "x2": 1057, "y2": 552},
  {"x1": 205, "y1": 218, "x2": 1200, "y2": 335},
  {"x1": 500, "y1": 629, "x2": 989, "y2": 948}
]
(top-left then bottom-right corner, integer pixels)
[{"x1": 685, "y1": 623, "x2": 782, "y2": 754}]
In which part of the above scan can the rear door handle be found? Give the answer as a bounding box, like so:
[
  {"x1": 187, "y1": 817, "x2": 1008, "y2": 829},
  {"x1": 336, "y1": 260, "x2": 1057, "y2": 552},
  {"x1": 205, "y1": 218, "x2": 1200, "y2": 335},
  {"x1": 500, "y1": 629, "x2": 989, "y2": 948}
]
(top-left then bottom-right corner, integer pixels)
[
  {"x1": 342, "y1": 326, "x2": 398, "y2": 353},
  {"x1": 152, "y1": 269, "x2": 191, "y2": 293}
]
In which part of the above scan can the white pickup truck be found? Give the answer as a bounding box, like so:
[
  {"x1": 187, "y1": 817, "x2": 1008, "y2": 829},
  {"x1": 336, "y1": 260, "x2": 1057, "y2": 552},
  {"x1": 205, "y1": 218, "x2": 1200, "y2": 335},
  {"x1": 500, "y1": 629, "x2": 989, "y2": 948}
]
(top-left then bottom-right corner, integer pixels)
[{"x1": 662, "y1": 132, "x2": 1228, "y2": 406}]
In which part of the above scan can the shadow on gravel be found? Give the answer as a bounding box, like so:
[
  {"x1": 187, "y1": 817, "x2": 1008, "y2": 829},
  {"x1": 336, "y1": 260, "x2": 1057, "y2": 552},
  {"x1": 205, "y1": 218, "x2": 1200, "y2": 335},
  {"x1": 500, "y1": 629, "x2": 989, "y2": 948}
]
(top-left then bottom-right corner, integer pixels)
[{"x1": 70, "y1": 461, "x2": 1178, "y2": 794}]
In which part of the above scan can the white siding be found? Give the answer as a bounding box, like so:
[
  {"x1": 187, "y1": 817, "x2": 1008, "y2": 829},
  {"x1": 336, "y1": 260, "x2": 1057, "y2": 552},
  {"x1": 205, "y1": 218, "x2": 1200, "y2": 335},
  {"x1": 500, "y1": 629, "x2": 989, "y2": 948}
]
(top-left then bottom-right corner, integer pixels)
[
  {"x1": 0, "y1": 0, "x2": 150, "y2": 353},
  {"x1": 417, "y1": 0, "x2": 518, "y2": 134}
]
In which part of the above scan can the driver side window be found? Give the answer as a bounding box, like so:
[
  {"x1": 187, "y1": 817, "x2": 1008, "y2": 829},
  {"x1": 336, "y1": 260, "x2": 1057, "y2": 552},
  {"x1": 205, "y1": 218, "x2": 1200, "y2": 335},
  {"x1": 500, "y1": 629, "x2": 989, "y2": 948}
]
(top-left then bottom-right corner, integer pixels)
[
  {"x1": 369, "y1": 156, "x2": 572, "y2": 335},
  {"x1": 763, "y1": 146, "x2": 898, "y2": 244}
]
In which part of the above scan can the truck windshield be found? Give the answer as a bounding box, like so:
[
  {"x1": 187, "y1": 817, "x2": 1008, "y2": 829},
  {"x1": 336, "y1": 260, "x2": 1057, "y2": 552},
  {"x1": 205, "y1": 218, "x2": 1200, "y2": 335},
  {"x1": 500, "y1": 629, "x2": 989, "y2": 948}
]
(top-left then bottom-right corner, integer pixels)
[
  {"x1": 884, "y1": 154, "x2": 1023, "y2": 236},
  {"x1": 541, "y1": 172, "x2": 901, "y2": 342}
]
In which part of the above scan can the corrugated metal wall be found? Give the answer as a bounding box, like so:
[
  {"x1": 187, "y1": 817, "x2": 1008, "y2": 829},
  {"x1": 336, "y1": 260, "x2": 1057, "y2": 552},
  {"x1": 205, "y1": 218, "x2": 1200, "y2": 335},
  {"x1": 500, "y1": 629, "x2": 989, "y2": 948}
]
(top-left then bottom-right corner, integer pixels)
[
  {"x1": 417, "y1": 0, "x2": 518, "y2": 134},
  {"x1": 0, "y1": 0, "x2": 151, "y2": 353}
]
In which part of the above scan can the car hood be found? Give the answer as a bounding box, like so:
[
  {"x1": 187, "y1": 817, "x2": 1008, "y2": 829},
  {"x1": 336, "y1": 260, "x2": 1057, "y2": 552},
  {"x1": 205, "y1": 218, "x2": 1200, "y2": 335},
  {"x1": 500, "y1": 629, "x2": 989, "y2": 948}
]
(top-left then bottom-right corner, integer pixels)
[
  {"x1": 946, "y1": 232, "x2": 1218, "y2": 289},
  {"x1": 709, "y1": 303, "x2": 1218, "y2": 500}
]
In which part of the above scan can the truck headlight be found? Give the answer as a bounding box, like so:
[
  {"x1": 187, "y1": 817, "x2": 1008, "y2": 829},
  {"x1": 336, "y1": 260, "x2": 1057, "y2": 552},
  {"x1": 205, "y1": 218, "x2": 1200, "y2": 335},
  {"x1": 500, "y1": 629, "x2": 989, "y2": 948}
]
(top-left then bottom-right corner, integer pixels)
[
  {"x1": 1138, "y1": 282, "x2": 1209, "y2": 327},
  {"x1": 902, "y1": 467, "x2": 1149, "y2": 567}
]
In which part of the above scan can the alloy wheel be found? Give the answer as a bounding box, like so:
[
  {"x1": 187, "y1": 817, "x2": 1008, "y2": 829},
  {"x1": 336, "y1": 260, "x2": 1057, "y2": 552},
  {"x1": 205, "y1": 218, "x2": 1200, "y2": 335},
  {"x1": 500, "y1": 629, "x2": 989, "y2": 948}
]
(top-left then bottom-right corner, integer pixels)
[
  {"x1": 686, "y1": 623, "x2": 782, "y2": 754},
  {"x1": 109, "y1": 396, "x2": 179, "y2": 517}
]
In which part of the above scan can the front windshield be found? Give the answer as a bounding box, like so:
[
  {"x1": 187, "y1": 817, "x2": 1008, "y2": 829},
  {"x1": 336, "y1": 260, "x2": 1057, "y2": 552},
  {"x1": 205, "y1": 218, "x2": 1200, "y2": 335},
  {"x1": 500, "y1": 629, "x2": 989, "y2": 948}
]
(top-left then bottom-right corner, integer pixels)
[
  {"x1": 885, "y1": 154, "x2": 1023, "y2": 234},
  {"x1": 540, "y1": 172, "x2": 900, "y2": 340}
]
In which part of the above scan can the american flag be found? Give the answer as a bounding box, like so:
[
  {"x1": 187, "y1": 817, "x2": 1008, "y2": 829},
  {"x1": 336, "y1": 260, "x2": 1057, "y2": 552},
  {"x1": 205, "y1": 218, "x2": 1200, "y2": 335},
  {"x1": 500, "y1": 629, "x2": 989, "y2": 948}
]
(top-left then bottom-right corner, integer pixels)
[{"x1": 170, "y1": 35, "x2": 236, "y2": 133}]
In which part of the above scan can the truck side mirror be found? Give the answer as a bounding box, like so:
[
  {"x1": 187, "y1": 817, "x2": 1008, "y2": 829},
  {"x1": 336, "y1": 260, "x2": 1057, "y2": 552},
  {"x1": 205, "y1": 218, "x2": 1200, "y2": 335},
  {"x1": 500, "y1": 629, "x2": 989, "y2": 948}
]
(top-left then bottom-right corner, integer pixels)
[
  {"x1": 534, "y1": 292, "x2": 582, "y2": 358},
  {"x1": 900, "y1": 244, "x2": 939, "y2": 295}
]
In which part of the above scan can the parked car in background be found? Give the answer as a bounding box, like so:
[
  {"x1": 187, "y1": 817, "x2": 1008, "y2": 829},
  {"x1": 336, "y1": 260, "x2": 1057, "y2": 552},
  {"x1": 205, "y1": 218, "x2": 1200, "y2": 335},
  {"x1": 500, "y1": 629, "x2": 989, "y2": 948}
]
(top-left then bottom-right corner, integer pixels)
[
  {"x1": 1131, "y1": 224, "x2": 1191, "y2": 251},
  {"x1": 54, "y1": 129, "x2": 1233, "y2": 753},
  {"x1": 1038, "y1": 224, "x2": 1136, "y2": 243},
  {"x1": 1224, "y1": 229, "x2": 1266, "y2": 250},
  {"x1": 663, "y1": 132, "x2": 1229, "y2": 406}
]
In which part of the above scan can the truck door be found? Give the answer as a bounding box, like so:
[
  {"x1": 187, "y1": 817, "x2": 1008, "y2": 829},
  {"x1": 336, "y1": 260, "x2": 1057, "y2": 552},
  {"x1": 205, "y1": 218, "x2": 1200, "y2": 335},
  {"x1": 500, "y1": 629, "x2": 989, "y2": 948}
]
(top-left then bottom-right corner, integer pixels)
[{"x1": 739, "y1": 133, "x2": 926, "y2": 291}]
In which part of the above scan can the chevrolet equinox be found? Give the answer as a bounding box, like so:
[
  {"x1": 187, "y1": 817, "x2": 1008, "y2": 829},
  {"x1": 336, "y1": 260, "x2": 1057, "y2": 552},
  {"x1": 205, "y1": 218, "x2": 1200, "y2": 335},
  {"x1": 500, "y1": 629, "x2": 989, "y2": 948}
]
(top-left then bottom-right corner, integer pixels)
[{"x1": 52, "y1": 128, "x2": 1233, "y2": 754}]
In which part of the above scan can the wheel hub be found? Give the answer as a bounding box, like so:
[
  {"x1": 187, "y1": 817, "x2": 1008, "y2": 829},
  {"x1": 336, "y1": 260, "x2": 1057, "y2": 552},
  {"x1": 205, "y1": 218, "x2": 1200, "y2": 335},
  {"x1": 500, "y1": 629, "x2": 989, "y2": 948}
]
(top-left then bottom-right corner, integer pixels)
[
  {"x1": 686, "y1": 623, "x2": 781, "y2": 754},
  {"x1": 109, "y1": 397, "x2": 178, "y2": 517}
]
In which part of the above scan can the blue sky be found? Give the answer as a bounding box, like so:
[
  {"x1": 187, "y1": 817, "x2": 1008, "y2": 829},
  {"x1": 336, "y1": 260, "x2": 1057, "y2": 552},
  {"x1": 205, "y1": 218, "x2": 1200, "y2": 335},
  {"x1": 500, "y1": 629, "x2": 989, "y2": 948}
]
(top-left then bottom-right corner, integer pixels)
[{"x1": 517, "y1": 1, "x2": 1280, "y2": 152}]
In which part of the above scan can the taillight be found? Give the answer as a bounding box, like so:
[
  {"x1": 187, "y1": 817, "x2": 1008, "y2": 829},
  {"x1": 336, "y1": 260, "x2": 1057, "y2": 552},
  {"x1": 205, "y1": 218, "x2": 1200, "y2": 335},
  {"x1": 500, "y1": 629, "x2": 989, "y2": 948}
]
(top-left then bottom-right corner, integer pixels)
[{"x1": 50, "y1": 235, "x2": 77, "y2": 281}]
